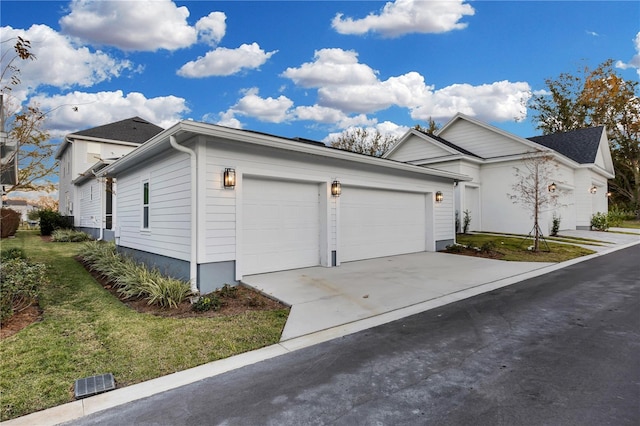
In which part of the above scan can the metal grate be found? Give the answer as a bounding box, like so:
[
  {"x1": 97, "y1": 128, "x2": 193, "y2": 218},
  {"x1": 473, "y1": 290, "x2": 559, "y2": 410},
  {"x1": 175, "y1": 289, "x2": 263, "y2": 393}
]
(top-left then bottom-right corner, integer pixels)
[{"x1": 74, "y1": 373, "x2": 116, "y2": 399}]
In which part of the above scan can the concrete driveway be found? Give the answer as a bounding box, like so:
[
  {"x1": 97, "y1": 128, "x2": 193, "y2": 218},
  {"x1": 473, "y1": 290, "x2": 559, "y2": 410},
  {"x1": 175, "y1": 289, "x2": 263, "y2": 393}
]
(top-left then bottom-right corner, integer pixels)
[{"x1": 242, "y1": 251, "x2": 555, "y2": 340}]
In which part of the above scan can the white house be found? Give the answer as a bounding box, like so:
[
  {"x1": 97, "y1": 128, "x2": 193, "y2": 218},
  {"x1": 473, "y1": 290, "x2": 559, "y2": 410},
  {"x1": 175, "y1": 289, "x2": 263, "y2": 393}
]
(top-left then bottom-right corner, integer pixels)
[
  {"x1": 385, "y1": 113, "x2": 614, "y2": 235},
  {"x1": 100, "y1": 120, "x2": 470, "y2": 294},
  {"x1": 56, "y1": 117, "x2": 163, "y2": 239}
]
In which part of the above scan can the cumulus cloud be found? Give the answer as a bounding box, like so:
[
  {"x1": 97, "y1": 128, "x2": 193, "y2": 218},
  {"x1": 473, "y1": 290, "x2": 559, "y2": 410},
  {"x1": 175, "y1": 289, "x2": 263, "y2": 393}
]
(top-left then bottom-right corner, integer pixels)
[
  {"x1": 28, "y1": 90, "x2": 189, "y2": 136},
  {"x1": 177, "y1": 43, "x2": 277, "y2": 77},
  {"x1": 293, "y1": 105, "x2": 376, "y2": 129},
  {"x1": 615, "y1": 32, "x2": 640, "y2": 77},
  {"x1": 281, "y1": 48, "x2": 378, "y2": 87},
  {"x1": 332, "y1": 0, "x2": 475, "y2": 37},
  {"x1": 223, "y1": 88, "x2": 294, "y2": 124},
  {"x1": 59, "y1": 0, "x2": 199, "y2": 51},
  {"x1": 196, "y1": 11, "x2": 227, "y2": 46},
  {"x1": 0, "y1": 25, "x2": 133, "y2": 101},
  {"x1": 282, "y1": 48, "x2": 531, "y2": 123}
]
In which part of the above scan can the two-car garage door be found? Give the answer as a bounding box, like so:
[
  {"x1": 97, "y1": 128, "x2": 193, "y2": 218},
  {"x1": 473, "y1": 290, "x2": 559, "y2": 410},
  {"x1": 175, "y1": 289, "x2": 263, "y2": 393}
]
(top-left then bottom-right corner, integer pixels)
[{"x1": 242, "y1": 178, "x2": 428, "y2": 275}]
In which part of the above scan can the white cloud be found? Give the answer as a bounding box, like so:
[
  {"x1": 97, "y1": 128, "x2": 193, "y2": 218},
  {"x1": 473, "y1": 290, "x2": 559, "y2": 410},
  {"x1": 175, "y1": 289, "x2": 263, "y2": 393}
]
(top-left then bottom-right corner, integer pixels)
[
  {"x1": 282, "y1": 49, "x2": 531, "y2": 123},
  {"x1": 586, "y1": 30, "x2": 599, "y2": 37},
  {"x1": 281, "y1": 48, "x2": 378, "y2": 87},
  {"x1": 615, "y1": 32, "x2": 640, "y2": 77},
  {"x1": 1, "y1": 25, "x2": 133, "y2": 101},
  {"x1": 28, "y1": 90, "x2": 189, "y2": 136},
  {"x1": 293, "y1": 105, "x2": 376, "y2": 129},
  {"x1": 196, "y1": 11, "x2": 227, "y2": 46},
  {"x1": 332, "y1": 0, "x2": 475, "y2": 37},
  {"x1": 59, "y1": 0, "x2": 198, "y2": 51},
  {"x1": 224, "y1": 88, "x2": 294, "y2": 123},
  {"x1": 323, "y1": 121, "x2": 409, "y2": 144},
  {"x1": 177, "y1": 43, "x2": 277, "y2": 77}
]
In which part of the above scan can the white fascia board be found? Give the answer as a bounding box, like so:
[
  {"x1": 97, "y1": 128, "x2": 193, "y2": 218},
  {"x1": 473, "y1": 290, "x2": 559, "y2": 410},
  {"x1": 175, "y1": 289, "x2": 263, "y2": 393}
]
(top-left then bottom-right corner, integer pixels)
[
  {"x1": 55, "y1": 134, "x2": 142, "y2": 159},
  {"x1": 409, "y1": 154, "x2": 484, "y2": 166},
  {"x1": 579, "y1": 163, "x2": 615, "y2": 180},
  {"x1": 101, "y1": 121, "x2": 472, "y2": 182},
  {"x1": 72, "y1": 160, "x2": 115, "y2": 185}
]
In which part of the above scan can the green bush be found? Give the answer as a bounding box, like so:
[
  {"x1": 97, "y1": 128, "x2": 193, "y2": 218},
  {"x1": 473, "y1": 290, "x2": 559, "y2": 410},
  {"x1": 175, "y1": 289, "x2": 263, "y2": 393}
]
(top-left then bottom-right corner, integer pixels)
[
  {"x1": 38, "y1": 209, "x2": 69, "y2": 236},
  {"x1": 551, "y1": 214, "x2": 561, "y2": 236},
  {"x1": 479, "y1": 241, "x2": 496, "y2": 253},
  {"x1": 446, "y1": 244, "x2": 465, "y2": 253},
  {"x1": 607, "y1": 207, "x2": 632, "y2": 228},
  {"x1": 219, "y1": 283, "x2": 238, "y2": 299},
  {"x1": 591, "y1": 212, "x2": 609, "y2": 231},
  {"x1": 462, "y1": 209, "x2": 471, "y2": 234},
  {"x1": 51, "y1": 229, "x2": 93, "y2": 242},
  {"x1": 1, "y1": 208, "x2": 21, "y2": 238},
  {"x1": 1, "y1": 247, "x2": 27, "y2": 261},
  {"x1": 79, "y1": 241, "x2": 194, "y2": 308},
  {"x1": 193, "y1": 294, "x2": 222, "y2": 312},
  {"x1": 0, "y1": 258, "x2": 47, "y2": 322}
]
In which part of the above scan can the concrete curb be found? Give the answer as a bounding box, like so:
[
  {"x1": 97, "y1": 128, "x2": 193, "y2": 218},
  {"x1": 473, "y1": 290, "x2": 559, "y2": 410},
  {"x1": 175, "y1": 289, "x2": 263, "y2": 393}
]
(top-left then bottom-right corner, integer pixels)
[{"x1": 3, "y1": 239, "x2": 638, "y2": 426}]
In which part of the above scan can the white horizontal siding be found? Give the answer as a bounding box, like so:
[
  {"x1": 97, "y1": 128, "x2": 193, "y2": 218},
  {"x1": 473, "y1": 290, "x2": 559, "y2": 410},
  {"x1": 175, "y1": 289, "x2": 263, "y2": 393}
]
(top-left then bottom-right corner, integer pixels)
[
  {"x1": 440, "y1": 119, "x2": 528, "y2": 159},
  {"x1": 389, "y1": 135, "x2": 453, "y2": 162},
  {"x1": 77, "y1": 179, "x2": 101, "y2": 228},
  {"x1": 116, "y1": 152, "x2": 192, "y2": 261}
]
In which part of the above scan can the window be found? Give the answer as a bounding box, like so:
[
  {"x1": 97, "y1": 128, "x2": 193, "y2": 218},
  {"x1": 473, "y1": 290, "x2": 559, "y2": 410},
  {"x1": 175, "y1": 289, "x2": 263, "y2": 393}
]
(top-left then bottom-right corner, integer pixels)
[
  {"x1": 105, "y1": 178, "x2": 113, "y2": 230},
  {"x1": 142, "y1": 180, "x2": 149, "y2": 229}
]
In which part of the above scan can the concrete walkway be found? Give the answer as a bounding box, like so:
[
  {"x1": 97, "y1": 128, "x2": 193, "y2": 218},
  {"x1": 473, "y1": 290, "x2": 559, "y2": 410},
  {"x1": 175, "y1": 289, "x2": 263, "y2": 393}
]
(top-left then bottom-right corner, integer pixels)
[{"x1": 5, "y1": 229, "x2": 639, "y2": 426}]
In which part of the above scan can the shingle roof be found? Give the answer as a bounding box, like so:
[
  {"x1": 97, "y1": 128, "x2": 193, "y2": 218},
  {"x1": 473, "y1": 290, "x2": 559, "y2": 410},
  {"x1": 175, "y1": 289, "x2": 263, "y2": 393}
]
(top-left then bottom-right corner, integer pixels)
[
  {"x1": 527, "y1": 126, "x2": 604, "y2": 164},
  {"x1": 73, "y1": 117, "x2": 164, "y2": 144}
]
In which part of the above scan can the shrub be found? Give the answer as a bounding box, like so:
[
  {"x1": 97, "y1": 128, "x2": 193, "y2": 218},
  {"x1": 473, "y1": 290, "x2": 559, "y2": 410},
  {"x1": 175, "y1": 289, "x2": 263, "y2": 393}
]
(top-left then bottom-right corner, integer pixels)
[
  {"x1": 1, "y1": 247, "x2": 27, "y2": 261},
  {"x1": 591, "y1": 212, "x2": 609, "y2": 231},
  {"x1": 1, "y1": 208, "x2": 21, "y2": 238},
  {"x1": 79, "y1": 241, "x2": 194, "y2": 308},
  {"x1": 551, "y1": 214, "x2": 561, "y2": 236},
  {"x1": 446, "y1": 244, "x2": 465, "y2": 253},
  {"x1": 219, "y1": 284, "x2": 238, "y2": 299},
  {"x1": 38, "y1": 209, "x2": 69, "y2": 236},
  {"x1": 0, "y1": 258, "x2": 47, "y2": 322},
  {"x1": 479, "y1": 241, "x2": 496, "y2": 253},
  {"x1": 193, "y1": 294, "x2": 222, "y2": 312},
  {"x1": 462, "y1": 209, "x2": 471, "y2": 234},
  {"x1": 606, "y1": 207, "x2": 631, "y2": 228},
  {"x1": 52, "y1": 229, "x2": 93, "y2": 242}
]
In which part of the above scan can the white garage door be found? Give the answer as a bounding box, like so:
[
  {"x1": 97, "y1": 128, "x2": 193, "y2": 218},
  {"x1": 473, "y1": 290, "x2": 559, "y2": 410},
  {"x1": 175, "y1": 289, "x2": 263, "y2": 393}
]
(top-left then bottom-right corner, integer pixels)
[
  {"x1": 340, "y1": 187, "x2": 426, "y2": 262},
  {"x1": 242, "y1": 178, "x2": 320, "y2": 275}
]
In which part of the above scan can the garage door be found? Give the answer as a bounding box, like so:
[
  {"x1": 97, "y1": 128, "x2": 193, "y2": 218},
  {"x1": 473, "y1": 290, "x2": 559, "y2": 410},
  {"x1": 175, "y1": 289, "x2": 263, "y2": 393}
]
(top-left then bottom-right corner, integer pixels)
[
  {"x1": 340, "y1": 187, "x2": 426, "y2": 262},
  {"x1": 242, "y1": 178, "x2": 320, "y2": 275}
]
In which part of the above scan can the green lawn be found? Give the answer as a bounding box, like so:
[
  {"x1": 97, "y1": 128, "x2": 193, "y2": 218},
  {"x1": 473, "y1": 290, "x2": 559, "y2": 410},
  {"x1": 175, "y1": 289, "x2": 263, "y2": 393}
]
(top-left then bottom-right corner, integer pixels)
[
  {"x1": 455, "y1": 233, "x2": 596, "y2": 262},
  {"x1": 0, "y1": 231, "x2": 288, "y2": 421},
  {"x1": 620, "y1": 220, "x2": 640, "y2": 229}
]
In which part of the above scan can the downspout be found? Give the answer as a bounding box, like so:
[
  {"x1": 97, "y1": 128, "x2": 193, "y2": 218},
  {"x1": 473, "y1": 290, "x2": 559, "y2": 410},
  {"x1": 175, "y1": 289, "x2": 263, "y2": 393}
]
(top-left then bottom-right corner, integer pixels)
[{"x1": 169, "y1": 135, "x2": 199, "y2": 295}]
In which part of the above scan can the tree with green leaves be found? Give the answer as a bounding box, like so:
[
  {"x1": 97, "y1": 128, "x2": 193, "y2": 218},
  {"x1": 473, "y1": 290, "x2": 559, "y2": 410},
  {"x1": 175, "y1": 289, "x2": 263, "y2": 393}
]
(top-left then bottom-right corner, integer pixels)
[
  {"x1": 329, "y1": 127, "x2": 398, "y2": 157},
  {"x1": 530, "y1": 60, "x2": 640, "y2": 216}
]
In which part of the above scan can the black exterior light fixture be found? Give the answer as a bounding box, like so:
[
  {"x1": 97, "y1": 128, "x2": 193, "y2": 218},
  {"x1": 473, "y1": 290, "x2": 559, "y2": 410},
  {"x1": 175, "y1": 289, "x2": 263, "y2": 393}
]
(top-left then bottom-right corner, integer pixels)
[
  {"x1": 548, "y1": 182, "x2": 556, "y2": 192},
  {"x1": 223, "y1": 168, "x2": 236, "y2": 188},
  {"x1": 331, "y1": 180, "x2": 341, "y2": 197},
  {"x1": 590, "y1": 185, "x2": 597, "y2": 194},
  {"x1": 435, "y1": 191, "x2": 444, "y2": 203}
]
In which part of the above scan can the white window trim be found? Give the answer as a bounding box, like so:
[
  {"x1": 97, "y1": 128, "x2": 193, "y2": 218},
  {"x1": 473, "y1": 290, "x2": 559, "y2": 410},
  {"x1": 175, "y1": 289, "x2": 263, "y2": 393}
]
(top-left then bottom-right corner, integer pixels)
[{"x1": 141, "y1": 178, "x2": 150, "y2": 232}]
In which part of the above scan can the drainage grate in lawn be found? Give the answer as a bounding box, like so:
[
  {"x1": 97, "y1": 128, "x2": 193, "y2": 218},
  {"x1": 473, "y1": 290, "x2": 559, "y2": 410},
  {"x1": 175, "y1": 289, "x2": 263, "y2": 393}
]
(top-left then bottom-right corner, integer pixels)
[{"x1": 74, "y1": 373, "x2": 116, "y2": 399}]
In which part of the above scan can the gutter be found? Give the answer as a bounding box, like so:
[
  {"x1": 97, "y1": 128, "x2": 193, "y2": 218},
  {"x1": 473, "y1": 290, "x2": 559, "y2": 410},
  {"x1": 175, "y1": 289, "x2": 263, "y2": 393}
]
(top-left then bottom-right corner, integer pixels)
[{"x1": 169, "y1": 135, "x2": 199, "y2": 295}]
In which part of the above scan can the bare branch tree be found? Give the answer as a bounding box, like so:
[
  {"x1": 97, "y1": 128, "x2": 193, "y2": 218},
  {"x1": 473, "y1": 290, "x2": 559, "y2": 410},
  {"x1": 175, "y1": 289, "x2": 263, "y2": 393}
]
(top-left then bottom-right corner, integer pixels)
[
  {"x1": 507, "y1": 151, "x2": 562, "y2": 251},
  {"x1": 329, "y1": 128, "x2": 397, "y2": 157}
]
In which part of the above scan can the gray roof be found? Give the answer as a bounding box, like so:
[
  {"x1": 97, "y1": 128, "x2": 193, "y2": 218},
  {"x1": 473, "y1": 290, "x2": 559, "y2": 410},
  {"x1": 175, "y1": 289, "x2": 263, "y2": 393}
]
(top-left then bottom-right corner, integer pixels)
[
  {"x1": 527, "y1": 127, "x2": 604, "y2": 164},
  {"x1": 73, "y1": 117, "x2": 164, "y2": 144}
]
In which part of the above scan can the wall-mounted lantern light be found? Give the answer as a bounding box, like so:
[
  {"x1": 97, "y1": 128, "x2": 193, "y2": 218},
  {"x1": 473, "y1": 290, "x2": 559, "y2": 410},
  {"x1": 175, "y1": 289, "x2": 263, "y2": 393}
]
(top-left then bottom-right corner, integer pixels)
[
  {"x1": 331, "y1": 180, "x2": 341, "y2": 197},
  {"x1": 548, "y1": 182, "x2": 556, "y2": 193},
  {"x1": 606, "y1": 191, "x2": 612, "y2": 198},
  {"x1": 223, "y1": 168, "x2": 236, "y2": 188},
  {"x1": 589, "y1": 185, "x2": 597, "y2": 194},
  {"x1": 435, "y1": 191, "x2": 444, "y2": 203}
]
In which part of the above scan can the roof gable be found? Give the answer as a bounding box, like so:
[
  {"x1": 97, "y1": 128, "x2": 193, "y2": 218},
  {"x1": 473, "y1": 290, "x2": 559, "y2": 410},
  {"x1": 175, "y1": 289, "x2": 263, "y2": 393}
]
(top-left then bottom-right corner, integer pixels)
[
  {"x1": 72, "y1": 117, "x2": 164, "y2": 144},
  {"x1": 436, "y1": 113, "x2": 536, "y2": 159}
]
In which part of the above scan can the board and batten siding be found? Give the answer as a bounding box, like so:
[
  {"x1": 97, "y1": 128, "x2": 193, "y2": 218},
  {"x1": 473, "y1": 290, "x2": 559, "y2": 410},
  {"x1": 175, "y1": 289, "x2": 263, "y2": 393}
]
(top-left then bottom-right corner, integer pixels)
[
  {"x1": 389, "y1": 135, "x2": 453, "y2": 162},
  {"x1": 439, "y1": 119, "x2": 528, "y2": 159},
  {"x1": 116, "y1": 151, "x2": 192, "y2": 261},
  {"x1": 201, "y1": 138, "x2": 455, "y2": 265}
]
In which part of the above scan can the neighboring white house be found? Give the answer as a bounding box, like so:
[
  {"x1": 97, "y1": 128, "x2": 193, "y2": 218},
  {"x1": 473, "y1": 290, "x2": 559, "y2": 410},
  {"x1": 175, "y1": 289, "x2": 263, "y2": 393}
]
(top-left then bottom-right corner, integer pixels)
[
  {"x1": 100, "y1": 120, "x2": 470, "y2": 294},
  {"x1": 1, "y1": 198, "x2": 36, "y2": 222},
  {"x1": 55, "y1": 117, "x2": 163, "y2": 239},
  {"x1": 385, "y1": 113, "x2": 615, "y2": 235}
]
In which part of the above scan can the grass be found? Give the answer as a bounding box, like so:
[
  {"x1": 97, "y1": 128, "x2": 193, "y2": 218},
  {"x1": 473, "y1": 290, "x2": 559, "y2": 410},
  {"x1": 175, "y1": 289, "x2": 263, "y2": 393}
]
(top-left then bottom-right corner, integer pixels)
[
  {"x1": 455, "y1": 233, "x2": 596, "y2": 262},
  {"x1": 0, "y1": 231, "x2": 288, "y2": 421},
  {"x1": 619, "y1": 220, "x2": 640, "y2": 229}
]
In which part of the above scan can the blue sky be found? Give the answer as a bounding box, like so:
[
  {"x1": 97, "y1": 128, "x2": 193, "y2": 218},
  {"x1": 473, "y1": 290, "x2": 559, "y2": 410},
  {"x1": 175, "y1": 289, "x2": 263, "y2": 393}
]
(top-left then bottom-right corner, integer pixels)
[{"x1": 2, "y1": 0, "x2": 639, "y2": 149}]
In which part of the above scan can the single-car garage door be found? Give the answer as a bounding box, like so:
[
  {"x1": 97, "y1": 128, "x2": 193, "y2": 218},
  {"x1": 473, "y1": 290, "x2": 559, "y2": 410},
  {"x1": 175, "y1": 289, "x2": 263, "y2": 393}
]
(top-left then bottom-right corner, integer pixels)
[
  {"x1": 242, "y1": 178, "x2": 320, "y2": 275},
  {"x1": 340, "y1": 187, "x2": 426, "y2": 262}
]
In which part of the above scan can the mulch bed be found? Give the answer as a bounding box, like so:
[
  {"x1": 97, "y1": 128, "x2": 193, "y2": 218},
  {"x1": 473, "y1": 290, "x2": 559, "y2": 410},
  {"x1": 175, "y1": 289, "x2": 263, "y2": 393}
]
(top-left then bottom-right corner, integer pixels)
[
  {"x1": 0, "y1": 306, "x2": 42, "y2": 339},
  {"x1": 443, "y1": 247, "x2": 505, "y2": 260}
]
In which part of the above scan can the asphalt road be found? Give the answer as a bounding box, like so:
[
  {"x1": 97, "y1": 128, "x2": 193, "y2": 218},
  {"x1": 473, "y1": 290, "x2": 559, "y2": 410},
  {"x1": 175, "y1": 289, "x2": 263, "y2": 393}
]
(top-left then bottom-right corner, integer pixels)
[{"x1": 66, "y1": 245, "x2": 640, "y2": 426}]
